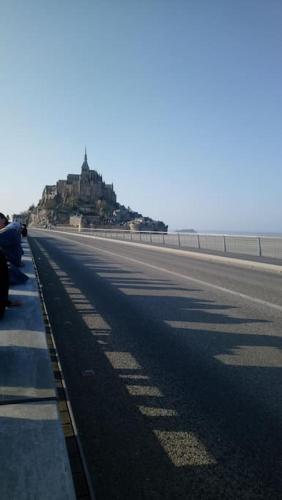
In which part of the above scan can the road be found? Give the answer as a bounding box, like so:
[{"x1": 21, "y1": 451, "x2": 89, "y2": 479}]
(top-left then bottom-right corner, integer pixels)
[{"x1": 29, "y1": 229, "x2": 282, "y2": 499}]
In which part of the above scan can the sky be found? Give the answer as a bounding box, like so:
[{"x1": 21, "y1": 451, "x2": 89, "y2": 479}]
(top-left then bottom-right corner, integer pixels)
[{"x1": 1, "y1": 0, "x2": 282, "y2": 232}]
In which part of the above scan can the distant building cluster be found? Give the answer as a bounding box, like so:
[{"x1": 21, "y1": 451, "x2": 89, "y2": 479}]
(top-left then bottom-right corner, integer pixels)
[
  {"x1": 28, "y1": 151, "x2": 167, "y2": 232},
  {"x1": 40, "y1": 151, "x2": 116, "y2": 210}
]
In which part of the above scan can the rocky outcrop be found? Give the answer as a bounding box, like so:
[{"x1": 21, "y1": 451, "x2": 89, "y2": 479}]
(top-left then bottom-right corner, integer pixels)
[
  {"x1": 28, "y1": 152, "x2": 167, "y2": 232},
  {"x1": 127, "y1": 218, "x2": 167, "y2": 232}
]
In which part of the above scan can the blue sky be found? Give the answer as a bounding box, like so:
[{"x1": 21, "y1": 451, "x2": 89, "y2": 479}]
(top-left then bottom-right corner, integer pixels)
[{"x1": 1, "y1": 0, "x2": 281, "y2": 232}]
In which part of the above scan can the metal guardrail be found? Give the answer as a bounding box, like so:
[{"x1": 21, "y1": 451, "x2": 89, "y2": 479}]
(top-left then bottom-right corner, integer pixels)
[{"x1": 40, "y1": 226, "x2": 282, "y2": 260}]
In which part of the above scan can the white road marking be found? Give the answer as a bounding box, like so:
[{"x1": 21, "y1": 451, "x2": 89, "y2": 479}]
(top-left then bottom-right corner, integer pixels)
[
  {"x1": 34, "y1": 230, "x2": 282, "y2": 314},
  {"x1": 35, "y1": 228, "x2": 282, "y2": 273}
]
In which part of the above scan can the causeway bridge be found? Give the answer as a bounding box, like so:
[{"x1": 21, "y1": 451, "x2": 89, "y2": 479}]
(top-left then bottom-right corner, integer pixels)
[{"x1": 2, "y1": 228, "x2": 282, "y2": 499}]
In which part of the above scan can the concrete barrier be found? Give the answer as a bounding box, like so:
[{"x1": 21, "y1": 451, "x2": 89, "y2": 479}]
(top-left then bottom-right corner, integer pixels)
[{"x1": 0, "y1": 240, "x2": 76, "y2": 500}]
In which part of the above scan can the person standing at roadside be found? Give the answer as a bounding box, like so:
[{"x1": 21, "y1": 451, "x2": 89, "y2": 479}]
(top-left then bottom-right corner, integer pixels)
[
  {"x1": 0, "y1": 213, "x2": 23, "y2": 267},
  {"x1": 0, "y1": 212, "x2": 28, "y2": 284},
  {"x1": 0, "y1": 249, "x2": 9, "y2": 319}
]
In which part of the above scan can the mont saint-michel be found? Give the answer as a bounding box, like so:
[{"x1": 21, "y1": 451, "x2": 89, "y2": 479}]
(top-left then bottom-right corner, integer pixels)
[{"x1": 30, "y1": 151, "x2": 167, "y2": 232}]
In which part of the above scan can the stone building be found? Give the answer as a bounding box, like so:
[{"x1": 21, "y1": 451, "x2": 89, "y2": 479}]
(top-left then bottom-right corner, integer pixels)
[
  {"x1": 29, "y1": 150, "x2": 167, "y2": 231},
  {"x1": 34, "y1": 151, "x2": 117, "y2": 225},
  {"x1": 40, "y1": 150, "x2": 116, "y2": 209}
]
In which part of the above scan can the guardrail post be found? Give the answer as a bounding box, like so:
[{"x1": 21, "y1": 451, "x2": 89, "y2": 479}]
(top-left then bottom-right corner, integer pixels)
[
  {"x1": 163, "y1": 233, "x2": 165, "y2": 245},
  {"x1": 257, "y1": 237, "x2": 262, "y2": 257},
  {"x1": 197, "y1": 234, "x2": 200, "y2": 249},
  {"x1": 223, "y1": 235, "x2": 226, "y2": 253},
  {"x1": 178, "y1": 233, "x2": 181, "y2": 247}
]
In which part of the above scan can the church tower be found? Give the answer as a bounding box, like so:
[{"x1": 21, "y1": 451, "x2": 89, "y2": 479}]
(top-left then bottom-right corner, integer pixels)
[
  {"x1": 79, "y1": 148, "x2": 91, "y2": 200},
  {"x1": 81, "y1": 148, "x2": 90, "y2": 176}
]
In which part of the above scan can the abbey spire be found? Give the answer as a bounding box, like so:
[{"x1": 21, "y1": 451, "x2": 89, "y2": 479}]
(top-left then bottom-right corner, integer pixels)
[{"x1": 81, "y1": 147, "x2": 90, "y2": 174}]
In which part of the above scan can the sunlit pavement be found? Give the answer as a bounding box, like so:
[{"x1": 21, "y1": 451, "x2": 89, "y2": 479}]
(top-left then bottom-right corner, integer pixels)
[{"x1": 29, "y1": 230, "x2": 282, "y2": 500}]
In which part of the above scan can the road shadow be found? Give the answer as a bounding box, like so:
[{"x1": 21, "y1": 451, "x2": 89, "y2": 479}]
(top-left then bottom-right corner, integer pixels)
[{"x1": 29, "y1": 234, "x2": 282, "y2": 500}]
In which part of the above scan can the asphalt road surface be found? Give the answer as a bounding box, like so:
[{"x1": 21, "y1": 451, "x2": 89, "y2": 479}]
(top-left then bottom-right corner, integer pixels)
[{"x1": 29, "y1": 230, "x2": 282, "y2": 500}]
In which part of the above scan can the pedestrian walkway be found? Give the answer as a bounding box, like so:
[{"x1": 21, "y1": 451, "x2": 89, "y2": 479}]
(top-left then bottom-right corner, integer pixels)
[{"x1": 0, "y1": 240, "x2": 76, "y2": 500}]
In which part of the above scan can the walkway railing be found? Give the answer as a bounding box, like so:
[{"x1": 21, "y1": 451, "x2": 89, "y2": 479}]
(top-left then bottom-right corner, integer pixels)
[{"x1": 39, "y1": 226, "x2": 282, "y2": 260}]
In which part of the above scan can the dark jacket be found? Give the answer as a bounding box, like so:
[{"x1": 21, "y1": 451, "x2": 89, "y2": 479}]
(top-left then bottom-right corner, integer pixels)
[
  {"x1": 0, "y1": 250, "x2": 9, "y2": 319},
  {"x1": 0, "y1": 223, "x2": 23, "y2": 267}
]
